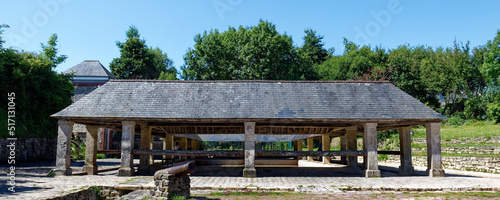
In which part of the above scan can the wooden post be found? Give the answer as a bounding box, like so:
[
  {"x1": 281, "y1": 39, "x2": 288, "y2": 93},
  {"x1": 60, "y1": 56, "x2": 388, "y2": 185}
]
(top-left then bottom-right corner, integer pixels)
[
  {"x1": 307, "y1": 137, "x2": 314, "y2": 161},
  {"x1": 149, "y1": 134, "x2": 154, "y2": 165},
  {"x1": 83, "y1": 126, "x2": 99, "y2": 175},
  {"x1": 191, "y1": 139, "x2": 197, "y2": 159},
  {"x1": 340, "y1": 136, "x2": 347, "y2": 164},
  {"x1": 164, "y1": 134, "x2": 174, "y2": 160},
  {"x1": 426, "y1": 123, "x2": 445, "y2": 177},
  {"x1": 363, "y1": 123, "x2": 380, "y2": 177},
  {"x1": 180, "y1": 137, "x2": 188, "y2": 161},
  {"x1": 243, "y1": 122, "x2": 256, "y2": 178},
  {"x1": 296, "y1": 139, "x2": 303, "y2": 159},
  {"x1": 398, "y1": 126, "x2": 414, "y2": 175},
  {"x1": 118, "y1": 121, "x2": 135, "y2": 176},
  {"x1": 346, "y1": 126, "x2": 360, "y2": 173},
  {"x1": 322, "y1": 134, "x2": 330, "y2": 164},
  {"x1": 54, "y1": 120, "x2": 73, "y2": 176},
  {"x1": 138, "y1": 125, "x2": 152, "y2": 174}
]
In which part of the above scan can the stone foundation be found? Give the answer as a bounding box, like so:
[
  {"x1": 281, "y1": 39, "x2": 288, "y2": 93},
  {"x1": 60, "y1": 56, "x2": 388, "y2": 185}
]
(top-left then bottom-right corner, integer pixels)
[
  {"x1": 151, "y1": 173, "x2": 191, "y2": 199},
  {"x1": 385, "y1": 155, "x2": 500, "y2": 174}
]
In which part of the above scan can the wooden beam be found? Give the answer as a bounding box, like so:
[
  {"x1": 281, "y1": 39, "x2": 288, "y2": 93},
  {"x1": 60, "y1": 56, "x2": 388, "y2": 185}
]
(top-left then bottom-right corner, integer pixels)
[{"x1": 132, "y1": 149, "x2": 367, "y2": 157}]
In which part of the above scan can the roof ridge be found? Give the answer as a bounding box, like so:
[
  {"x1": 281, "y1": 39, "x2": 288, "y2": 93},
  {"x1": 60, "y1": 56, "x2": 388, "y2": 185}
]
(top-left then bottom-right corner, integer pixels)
[{"x1": 108, "y1": 80, "x2": 391, "y2": 83}]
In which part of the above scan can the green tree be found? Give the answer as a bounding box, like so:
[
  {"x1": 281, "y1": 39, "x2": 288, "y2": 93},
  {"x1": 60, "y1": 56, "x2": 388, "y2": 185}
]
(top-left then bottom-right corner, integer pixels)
[
  {"x1": 299, "y1": 29, "x2": 330, "y2": 65},
  {"x1": 316, "y1": 39, "x2": 387, "y2": 81},
  {"x1": 0, "y1": 31, "x2": 73, "y2": 138},
  {"x1": 149, "y1": 47, "x2": 178, "y2": 80},
  {"x1": 182, "y1": 20, "x2": 314, "y2": 80},
  {"x1": 110, "y1": 26, "x2": 156, "y2": 79},
  {"x1": 481, "y1": 30, "x2": 500, "y2": 87}
]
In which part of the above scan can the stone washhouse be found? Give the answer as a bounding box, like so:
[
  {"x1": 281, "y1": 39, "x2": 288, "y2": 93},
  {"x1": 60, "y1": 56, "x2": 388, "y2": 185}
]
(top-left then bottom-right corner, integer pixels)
[{"x1": 51, "y1": 80, "x2": 446, "y2": 178}]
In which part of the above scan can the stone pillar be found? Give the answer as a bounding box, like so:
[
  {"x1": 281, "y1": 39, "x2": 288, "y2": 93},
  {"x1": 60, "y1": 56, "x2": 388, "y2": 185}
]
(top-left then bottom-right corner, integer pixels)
[
  {"x1": 83, "y1": 126, "x2": 99, "y2": 175},
  {"x1": 398, "y1": 126, "x2": 414, "y2": 175},
  {"x1": 139, "y1": 125, "x2": 152, "y2": 174},
  {"x1": 164, "y1": 134, "x2": 174, "y2": 160},
  {"x1": 346, "y1": 126, "x2": 360, "y2": 173},
  {"x1": 55, "y1": 120, "x2": 73, "y2": 176},
  {"x1": 118, "y1": 121, "x2": 135, "y2": 176},
  {"x1": 363, "y1": 123, "x2": 380, "y2": 177},
  {"x1": 307, "y1": 137, "x2": 314, "y2": 161},
  {"x1": 322, "y1": 134, "x2": 330, "y2": 164},
  {"x1": 426, "y1": 123, "x2": 445, "y2": 177},
  {"x1": 243, "y1": 122, "x2": 256, "y2": 178},
  {"x1": 180, "y1": 137, "x2": 188, "y2": 161},
  {"x1": 340, "y1": 136, "x2": 347, "y2": 164}
]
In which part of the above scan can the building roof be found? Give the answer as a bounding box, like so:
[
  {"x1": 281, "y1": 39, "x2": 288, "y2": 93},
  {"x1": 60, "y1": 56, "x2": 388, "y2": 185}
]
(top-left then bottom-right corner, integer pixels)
[
  {"x1": 63, "y1": 60, "x2": 115, "y2": 78},
  {"x1": 52, "y1": 80, "x2": 446, "y2": 121}
]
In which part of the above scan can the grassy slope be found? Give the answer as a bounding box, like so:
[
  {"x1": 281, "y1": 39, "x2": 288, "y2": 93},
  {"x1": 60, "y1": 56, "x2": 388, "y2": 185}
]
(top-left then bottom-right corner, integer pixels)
[{"x1": 411, "y1": 121, "x2": 500, "y2": 140}]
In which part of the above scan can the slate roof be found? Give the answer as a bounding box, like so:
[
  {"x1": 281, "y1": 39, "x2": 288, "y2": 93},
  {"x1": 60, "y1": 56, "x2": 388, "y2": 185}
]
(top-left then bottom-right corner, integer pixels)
[
  {"x1": 63, "y1": 60, "x2": 115, "y2": 78},
  {"x1": 52, "y1": 80, "x2": 446, "y2": 121}
]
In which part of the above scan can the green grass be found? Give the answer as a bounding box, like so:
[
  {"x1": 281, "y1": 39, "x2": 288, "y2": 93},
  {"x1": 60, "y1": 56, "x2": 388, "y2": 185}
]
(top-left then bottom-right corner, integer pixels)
[
  {"x1": 411, "y1": 121, "x2": 500, "y2": 140},
  {"x1": 207, "y1": 190, "x2": 287, "y2": 197},
  {"x1": 119, "y1": 177, "x2": 138, "y2": 184}
]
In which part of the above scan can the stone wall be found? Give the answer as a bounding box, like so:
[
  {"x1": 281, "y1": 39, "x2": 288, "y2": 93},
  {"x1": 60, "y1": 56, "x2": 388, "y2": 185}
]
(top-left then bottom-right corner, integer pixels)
[
  {"x1": 151, "y1": 173, "x2": 191, "y2": 199},
  {"x1": 0, "y1": 138, "x2": 57, "y2": 164},
  {"x1": 386, "y1": 155, "x2": 500, "y2": 174},
  {"x1": 412, "y1": 136, "x2": 500, "y2": 145}
]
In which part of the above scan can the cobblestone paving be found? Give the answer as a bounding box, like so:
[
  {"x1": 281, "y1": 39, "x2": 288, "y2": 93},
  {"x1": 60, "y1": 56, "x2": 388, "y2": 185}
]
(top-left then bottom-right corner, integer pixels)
[{"x1": 1, "y1": 160, "x2": 499, "y2": 199}]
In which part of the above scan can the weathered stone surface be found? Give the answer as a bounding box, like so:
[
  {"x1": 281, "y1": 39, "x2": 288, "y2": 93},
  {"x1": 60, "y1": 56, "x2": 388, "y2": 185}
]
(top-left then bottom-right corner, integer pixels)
[
  {"x1": 118, "y1": 121, "x2": 135, "y2": 176},
  {"x1": 243, "y1": 122, "x2": 256, "y2": 178},
  {"x1": 55, "y1": 120, "x2": 73, "y2": 176},
  {"x1": 83, "y1": 126, "x2": 99, "y2": 175},
  {"x1": 363, "y1": 123, "x2": 380, "y2": 178}
]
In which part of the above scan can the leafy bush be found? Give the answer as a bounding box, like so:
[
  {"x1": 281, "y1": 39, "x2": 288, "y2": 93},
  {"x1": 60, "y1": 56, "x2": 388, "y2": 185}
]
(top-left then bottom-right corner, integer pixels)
[
  {"x1": 443, "y1": 113, "x2": 466, "y2": 126},
  {"x1": 487, "y1": 98, "x2": 500, "y2": 123}
]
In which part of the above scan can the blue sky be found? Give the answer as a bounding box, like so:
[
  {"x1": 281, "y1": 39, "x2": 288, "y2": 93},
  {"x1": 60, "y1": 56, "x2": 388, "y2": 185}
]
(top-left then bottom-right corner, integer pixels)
[{"x1": 1, "y1": 0, "x2": 499, "y2": 75}]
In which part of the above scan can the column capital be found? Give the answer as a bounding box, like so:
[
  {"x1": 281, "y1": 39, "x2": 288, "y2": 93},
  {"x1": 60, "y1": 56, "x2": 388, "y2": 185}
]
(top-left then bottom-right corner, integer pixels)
[
  {"x1": 345, "y1": 126, "x2": 358, "y2": 131},
  {"x1": 122, "y1": 121, "x2": 136, "y2": 126},
  {"x1": 58, "y1": 120, "x2": 73, "y2": 126},
  {"x1": 364, "y1": 123, "x2": 377, "y2": 128}
]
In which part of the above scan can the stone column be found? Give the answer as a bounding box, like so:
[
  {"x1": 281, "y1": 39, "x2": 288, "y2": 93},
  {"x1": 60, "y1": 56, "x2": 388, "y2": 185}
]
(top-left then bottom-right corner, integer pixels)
[
  {"x1": 398, "y1": 126, "x2": 414, "y2": 175},
  {"x1": 307, "y1": 137, "x2": 314, "y2": 161},
  {"x1": 346, "y1": 126, "x2": 360, "y2": 173},
  {"x1": 138, "y1": 125, "x2": 152, "y2": 174},
  {"x1": 164, "y1": 134, "x2": 174, "y2": 160},
  {"x1": 55, "y1": 120, "x2": 73, "y2": 176},
  {"x1": 83, "y1": 126, "x2": 99, "y2": 175},
  {"x1": 243, "y1": 122, "x2": 256, "y2": 178},
  {"x1": 118, "y1": 121, "x2": 135, "y2": 176},
  {"x1": 426, "y1": 123, "x2": 445, "y2": 177},
  {"x1": 363, "y1": 123, "x2": 380, "y2": 177},
  {"x1": 180, "y1": 137, "x2": 188, "y2": 161},
  {"x1": 322, "y1": 134, "x2": 330, "y2": 164},
  {"x1": 340, "y1": 136, "x2": 347, "y2": 164}
]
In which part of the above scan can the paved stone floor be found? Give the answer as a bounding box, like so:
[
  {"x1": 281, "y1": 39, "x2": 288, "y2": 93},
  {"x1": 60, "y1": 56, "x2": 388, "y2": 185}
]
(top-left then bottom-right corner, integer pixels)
[{"x1": 1, "y1": 159, "x2": 499, "y2": 199}]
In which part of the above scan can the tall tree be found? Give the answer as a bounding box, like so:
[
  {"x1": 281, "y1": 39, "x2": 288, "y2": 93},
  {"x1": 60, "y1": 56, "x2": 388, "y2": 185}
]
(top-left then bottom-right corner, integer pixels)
[
  {"x1": 0, "y1": 32, "x2": 73, "y2": 138},
  {"x1": 299, "y1": 29, "x2": 330, "y2": 65},
  {"x1": 149, "y1": 47, "x2": 178, "y2": 80},
  {"x1": 182, "y1": 20, "x2": 315, "y2": 80},
  {"x1": 481, "y1": 30, "x2": 500, "y2": 87},
  {"x1": 315, "y1": 39, "x2": 387, "y2": 81},
  {"x1": 110, "y1": 26, "x2": 157, "y2": 79}
]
